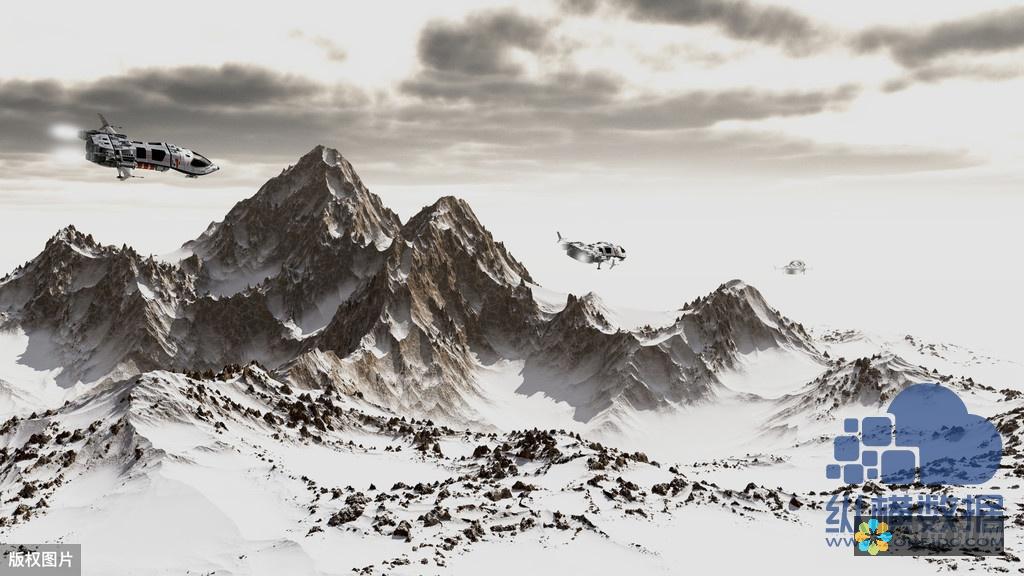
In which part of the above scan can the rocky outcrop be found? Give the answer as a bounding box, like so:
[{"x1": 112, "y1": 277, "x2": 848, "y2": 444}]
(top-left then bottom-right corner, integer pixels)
[{"x1": 769, "y1": 353, "x2": 973, "y2": 424}]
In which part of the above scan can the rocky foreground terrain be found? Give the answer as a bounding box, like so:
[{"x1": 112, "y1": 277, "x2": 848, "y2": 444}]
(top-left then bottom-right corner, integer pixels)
[{"x1": 0, "y1": 146, "x2": 1021, "y2": 575}]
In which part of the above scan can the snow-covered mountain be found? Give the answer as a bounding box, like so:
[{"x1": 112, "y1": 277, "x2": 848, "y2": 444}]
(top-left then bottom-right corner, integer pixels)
[
  {"x1": 2, "y1": 146, "x2": 1022, "y2": 575},
  {"x1": 0, "y1": 146, "x2": 822, "y2": 428},
  {"x1": 183, "y1": 146, "x2": 401, "y2": 329},
  {"x1": 287, "y1": 195, "x2": 540, "y2": 422},
  {"x1": 0, "y1": 226, "x2": 199, "y2": 385},
  {"x1": 0, "y1": 224, "x2": 298, "y2": 389}
]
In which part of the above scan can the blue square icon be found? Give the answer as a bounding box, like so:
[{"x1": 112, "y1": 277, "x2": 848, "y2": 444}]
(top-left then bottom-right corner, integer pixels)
[
  {"x1": 843, "y1": 464, "x2": 864, "y2": 484},
  {"x1": 834, "y1": 435, "x2": 859, "y2": 461},
  {"x1": 861, "y1": 450, "x2": 878, "y2": 466},
  {"x1": 844, "y1": 418, "x2": 859, "y2": 433},
  {"x1": 862, "y1": 417, "x2": 892, "y2": 447},
  {"x1": 867, "y1": 468, "x2": 878, "y2": 480},
  {"x1": 825, "y1": 464, "x2": 841, "y2": 479},
  {"x1": 881, "y1": 450, "x2": 916, "y2": 484}
]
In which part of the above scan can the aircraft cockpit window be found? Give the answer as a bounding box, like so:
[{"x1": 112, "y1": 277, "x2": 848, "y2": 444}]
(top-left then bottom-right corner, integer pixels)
[{"x1": 190, "y1": 157, "x2": 209, "y2": 168}]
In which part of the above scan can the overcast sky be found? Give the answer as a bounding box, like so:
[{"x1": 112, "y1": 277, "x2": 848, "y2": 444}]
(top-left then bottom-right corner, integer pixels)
[
  {"x1": 4, "y1": 0, "x2": 1024, "y2": 186},
  {"x1": 2, "y1": 1, "x2": 1023, "y2": 357}
]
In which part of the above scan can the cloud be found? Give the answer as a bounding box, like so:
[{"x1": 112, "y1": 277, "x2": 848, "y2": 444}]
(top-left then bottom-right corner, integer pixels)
[
  {"x1": 881, "y1": 62, "x2": 1021, "y2": 93},
  {"x1": 289, "y1": 30, "x2": 348, "y2": 63},
  {"x1": 403, "y1": 10, "x2": 624, "y2": 126},
  {"x1": 0, "y1": 64, "x2": 365, "y2": 157},
  {"x1": 116, "y1": 64, "x2": 326, "y2": 108},
  {"x1": 563, "y1": 0, "x2": 826, "y2": 54},
  {"x1": 404, "y1": 10, "x2": 853, "y2": 130},
  {"x1": 0, "y1": 64, "x2": 333, "y2": 119},
  {"x1": 401, "y1": 69, "x2": 622, "y2": 109},
  {"x1": 853, "y1": 7, "x2": 1024, "y2": 68},
  {"x1": 0, "y1": 58, "x2": 966, "y2": 190},
  {"x1": 584, "y1": 86, "x2": 859, "y2": 130},
  {"x1": 417, "y1": 10, "x2": 551, "y2": 75}
]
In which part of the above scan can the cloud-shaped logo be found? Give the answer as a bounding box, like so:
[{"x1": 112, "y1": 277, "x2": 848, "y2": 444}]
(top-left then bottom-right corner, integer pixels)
[
  {"x1": 887, "y1": 383, "x2": 1002, "y2": 485},
  {"x1": 824, "y1": 383, "x2": 1002, "y2": 485}
]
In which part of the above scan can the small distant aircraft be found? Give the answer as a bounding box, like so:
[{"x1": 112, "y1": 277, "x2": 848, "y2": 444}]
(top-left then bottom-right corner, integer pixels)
[
  {"x1": 79, "y1": 114, "x2": 219, "y2": 180},
  {"x1": 778, "y1": 260, "x2": 809, "y2": 275},
  {"x1": 557, "y1": 232, "x2": 626, "y2": 269}
]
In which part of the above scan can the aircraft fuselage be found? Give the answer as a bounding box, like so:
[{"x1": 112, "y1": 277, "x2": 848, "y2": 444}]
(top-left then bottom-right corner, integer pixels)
[{"x1": 80, "y1": 127, "x2": 218, "y2": 179}]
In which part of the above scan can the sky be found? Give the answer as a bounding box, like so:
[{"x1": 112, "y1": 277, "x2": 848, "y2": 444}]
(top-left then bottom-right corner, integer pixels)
[{"x1": 2, "y1": 0, "x2": 1023, "y2": 359}]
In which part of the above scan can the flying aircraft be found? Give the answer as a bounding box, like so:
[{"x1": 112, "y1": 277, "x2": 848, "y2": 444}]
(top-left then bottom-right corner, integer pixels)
[
  {"x1": 778, "y1": 260, "x2": 809, "y2": 275},
  {"x1": 78, "y1": 114, "x2": 219, "y2": 180},
  {"x1": 557, "y1": 232, "x2": 626, "y2": 269}
]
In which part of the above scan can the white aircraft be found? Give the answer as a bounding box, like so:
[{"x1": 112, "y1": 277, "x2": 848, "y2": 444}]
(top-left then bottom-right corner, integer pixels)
[
  {"x1": 557, "y1": 232, "x2": 626, "y2": 270},
  {"x1": 79, "y1": 114, "x2": 219, "y2": 180},
  {"x1": 778, "y1": 260, "x2": 809, "y2": 275}
]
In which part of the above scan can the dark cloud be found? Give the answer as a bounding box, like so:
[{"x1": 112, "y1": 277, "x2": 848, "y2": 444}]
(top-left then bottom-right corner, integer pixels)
[
  {"x1": 404, "y1": 10, "x2": 852, "y2": 131},
  {"x1": 0, "y1": 64, "x2": 332, "y2": 118},
  {"x1": 853, "y1": 7, "x2": 1024, "y2": 67},
  {"x1": 563, "y1": 0, "x2": 825, "y2": 54},
  {"x1": 401, "y1": 69, "x2": 622, "y2": 109},
  {"x1": 0, "y1": 64, "x2": 365, "y2": 158},
  {"x1": 418, "y1": 10, "x2": 551, "y2": 75},
  {"x1": 0, "y1": 57, "x2": 958, "y2": 189},
  {"x1": 109, "y1": 64, "x2": 326, "y2": 108},
  {"x1": 403, "y1": 10, "x2": 624, "y2": 133},
  {"x1": 558, "y1": 0, "x2": 600, "y2": 16}
]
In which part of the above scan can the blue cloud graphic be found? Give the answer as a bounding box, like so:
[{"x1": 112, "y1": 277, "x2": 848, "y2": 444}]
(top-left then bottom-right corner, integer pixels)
[{"x1": 887, "y1": 383, "x2": 1002, "y2": 485}]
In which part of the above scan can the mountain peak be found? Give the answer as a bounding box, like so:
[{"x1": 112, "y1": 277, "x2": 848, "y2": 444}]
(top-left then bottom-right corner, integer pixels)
[
  {"x1": 48, "y1": 224, "x2": 100, "y2": 251},
  {"x1": 289, "y1": 144, "x2": 332, "y2": 169},
  {"x1": 402, "y1": 195, "x2": 533, "y2": 285},
  {"x1": 403, "y1": 196, "x2": 475, "y2": 233},
  {"x1": 272, "y1": 146, "x2": 381, "y2": 217},
  {"x1": 674, "y1": 280, "x2": 820, "y2": 370},
  {"x1": 688, "y1": 280, "x2": 770, "y2": 313},
  {"x1": 272, "y1": 145, "x2": 369, "y2": 202},
  {"x1": 184, "y1": 145, "x2": 401, "y2": 299},
  {"x1": 294, "y1": 144, "x2": 342, "y2": 164},
  {"x1": 718, "y1": 279, "x2": 749, "y2": 293},
  {"x1": 559, "y1": 292, "x2": 615, "y2": 332}
]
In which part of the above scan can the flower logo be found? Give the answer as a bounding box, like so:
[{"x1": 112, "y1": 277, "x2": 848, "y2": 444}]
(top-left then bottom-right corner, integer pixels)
[{"x1": 854, "y1": 518, "x2": 893, "y2": 555}]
